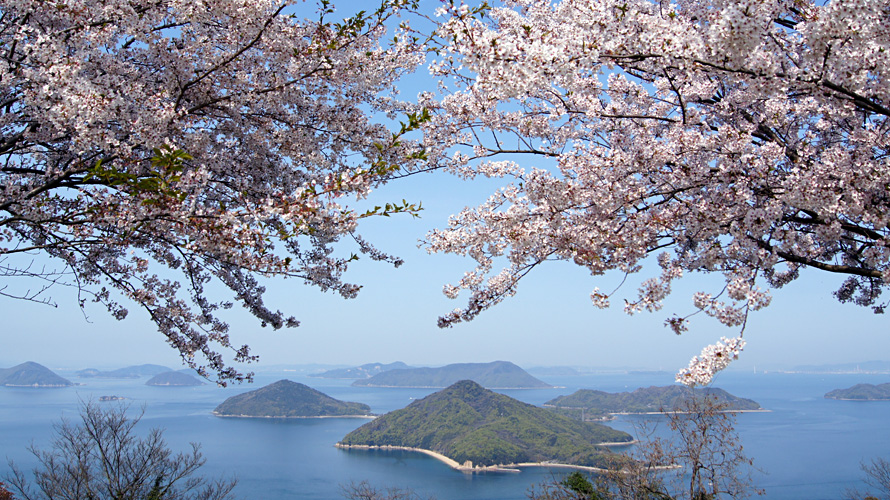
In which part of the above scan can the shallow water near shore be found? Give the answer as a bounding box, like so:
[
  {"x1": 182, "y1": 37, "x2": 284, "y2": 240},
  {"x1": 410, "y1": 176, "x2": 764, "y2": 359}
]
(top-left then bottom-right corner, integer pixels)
[{"x1": 2, "y1": 370, "x2": 888, "y2": 499}]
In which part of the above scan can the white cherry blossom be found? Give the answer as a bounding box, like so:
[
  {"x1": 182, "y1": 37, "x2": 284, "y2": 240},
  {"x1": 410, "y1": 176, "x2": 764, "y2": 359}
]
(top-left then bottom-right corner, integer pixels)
[
  {"x1": 423, "y1": 0, "x2": 890, "y2": 380},
  {"x1": 0, "y1": 0, "x2": 425, "y2": 384}
]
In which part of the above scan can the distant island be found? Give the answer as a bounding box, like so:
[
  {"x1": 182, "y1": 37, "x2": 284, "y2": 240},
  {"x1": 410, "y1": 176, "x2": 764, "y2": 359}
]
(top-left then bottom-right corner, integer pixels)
[
  {"x1": 544, "y1": 386, "x2": 762, "y2": 419},
  {"x1": 352, "y1": 361, "x2": 553, "y2": 389},
  {"x1": 145, "y1": 371, "x2": 204, "y2": 386},
  {"x1": 310, "y1": 362, "x2": 410, "y2": 379},
  {"x1": 213, "y1": 380, "x2": 372, "y2": 418},
  {"x1": 0, "y1": 361, "x2": 74, "y2": 388},
  {"x1": 338, "y1": 380, "x2": 632, "y2": 471},
  {"x1": 77, "y1": 364, "x2": 171, "y2": 379},
  {"x1": 825, "y1": 383, "x2": 890, "y2": 400},
  {"x1": 99, "y1": 395, "x2": 126, "y2": 401}
]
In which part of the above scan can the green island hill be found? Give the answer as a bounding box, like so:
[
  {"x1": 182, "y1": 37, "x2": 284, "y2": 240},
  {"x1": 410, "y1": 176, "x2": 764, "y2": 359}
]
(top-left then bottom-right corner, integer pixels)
[
  {"x1": 351, "y1": 361, "x2": 553, "y2": 389},
  {"x1": 145, "y1": 371, "x2": 204, "y2": 387},
  {"x1": 338, "y1": 380, "x2": 632, "y2": 471},
  {"x1": 825, "y1": 383, "x2": 890, "y2": 400},
  {"x1": 310, "y1": 361, "x2": 410, "y2": 379},
  {"x1": 544, "y1": 386, "x2": 762, "y2": 419},
  {"x1": 0, "y1": 361, "x2": 73, "y2": 387},
  {"x1": 213, "y1": 379, "x2": 373, "y2": 418}
]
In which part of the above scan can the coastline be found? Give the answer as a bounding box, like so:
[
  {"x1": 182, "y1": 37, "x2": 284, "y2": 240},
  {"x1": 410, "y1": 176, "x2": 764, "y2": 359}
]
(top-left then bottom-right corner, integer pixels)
[
  {"x1": 335, "y1": 443, "x2": 621, "y2": 474},
  {"x1": 213, "y1": 412, "x2": 376, "y2": 419},
  {"x1": 825, "y1": 397, "x2": 890, "y2": 401}
]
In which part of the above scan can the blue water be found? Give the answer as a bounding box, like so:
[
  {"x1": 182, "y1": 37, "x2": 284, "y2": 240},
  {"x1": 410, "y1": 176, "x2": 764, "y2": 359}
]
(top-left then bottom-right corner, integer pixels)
[{"x1": 1, "y1": 371, "x2": 888, "y2": 499}]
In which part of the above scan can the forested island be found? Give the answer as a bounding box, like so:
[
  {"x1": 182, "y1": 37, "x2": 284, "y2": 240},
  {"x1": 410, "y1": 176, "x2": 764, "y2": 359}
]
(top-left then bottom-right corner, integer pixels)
[
  {"x1": 351, "y1": 361, "x2": 552, "y2": 389},
  {"x1": 0, "y1": 362, "x2": 73, "y2": 387},
  {"x1": 311, "y1": 362, "x2": 410, "y2": 379},
  {"x1": 825, "y1": 383, "x2": 890, "y2": 400},
  {"x1": 145, "y1": 371, "x2": 204, "y2": 386},
  {"x1": 545, "y1": 385, "x2": 762, "y2": 419},
  {"x1": 338, "y1": 380, "x2": 632, "y2": 470},
  {"x1": 213, "y1": 380, "x2": 373, "y2": 418}
]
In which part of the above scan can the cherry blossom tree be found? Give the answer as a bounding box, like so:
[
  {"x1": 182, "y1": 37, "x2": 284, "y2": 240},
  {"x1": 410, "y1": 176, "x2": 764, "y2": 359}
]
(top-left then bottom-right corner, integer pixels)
[
  {"x1": 0, "y1": 0, "x2": 426, "y2": 384},
  {"x1": 422, "y1": 0, "x2": 890, "y2": 384}
]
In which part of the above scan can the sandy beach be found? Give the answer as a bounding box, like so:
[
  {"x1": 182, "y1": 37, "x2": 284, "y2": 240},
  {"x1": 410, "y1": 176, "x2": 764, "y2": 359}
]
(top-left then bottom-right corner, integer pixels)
[{"x1": 335, "y1": 443, "x2": 624, "y2": 473}]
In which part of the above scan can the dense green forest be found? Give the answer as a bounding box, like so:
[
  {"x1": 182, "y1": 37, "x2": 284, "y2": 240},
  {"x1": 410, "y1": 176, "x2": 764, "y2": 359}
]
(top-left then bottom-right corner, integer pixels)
[
  {"x1": 825, "y1": 383, "x2": 890, "y2": 400},
  {"x1": 340, "y1": 380, "x2": 631, "y2": 468},
  {"x1": 214, "y1": 380, "x2": 372, "y2": 417},
  {"x1": 545, "y1": 385, "x2": 762, "y2": 417}
]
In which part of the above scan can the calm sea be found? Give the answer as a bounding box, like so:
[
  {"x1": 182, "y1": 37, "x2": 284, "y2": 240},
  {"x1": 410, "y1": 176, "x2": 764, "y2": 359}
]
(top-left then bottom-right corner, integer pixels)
[{"x1": 1, "y1": 370, "x2": 888, "y2": 499}]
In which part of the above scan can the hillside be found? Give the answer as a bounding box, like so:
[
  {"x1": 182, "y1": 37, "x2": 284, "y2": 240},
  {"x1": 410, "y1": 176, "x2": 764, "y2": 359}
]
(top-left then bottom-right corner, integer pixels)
[
  {"x1": 213, "y1": 380, "x2": 372, "y2": 417},
  {"x1": 0, "y1": 362, "x2": 73, "y2": 387},
  {"x1": 545, "y1": 386, "x2": 762, "y2": 416},
  {"x1": 352, "y1": 361, "x2": 552, "y2": 389},
  {"x1": 825, "y1": 383, "x2": 890, "y2": 400},
  {"x1": 145, "y1": 371, "x2": 204, "y2": 386},
  {"x1": 77, "y1": 364, "x2": 171, "y2": 378},
  {"x1": 339, "y1": 380, "x2": 631, "y2": 468},
  {"x1": 311, "y1": 362, "x2": 410, "y2": 379}
]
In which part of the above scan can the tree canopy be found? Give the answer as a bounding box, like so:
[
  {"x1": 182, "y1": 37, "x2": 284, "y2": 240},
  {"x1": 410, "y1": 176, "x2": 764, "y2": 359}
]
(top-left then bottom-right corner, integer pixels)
[
  {"x1": 3, "y1": 0, "x2": 889, "y2": 384},
  {"x1": 422, "y1": 0, "x2": 890, "y2": 384},
  {"x1": 0, "y1": 0, "x2": 424, "y2": 384}
]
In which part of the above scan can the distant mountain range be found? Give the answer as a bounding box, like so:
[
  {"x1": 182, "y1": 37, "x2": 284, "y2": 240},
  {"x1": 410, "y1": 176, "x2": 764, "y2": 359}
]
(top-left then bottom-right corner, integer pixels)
[
  {"x1": 145, "y1": 371, "x2": 204, "y2": 386},
  {"x1": 825, "y1": 383, "x2": 890, "y2": 400},
  {"x1": 339, "y1": 380, "x2": 631, "y2": 469},
  {"x1": 789, "y1": 361, "x2": 890, "y2": 373},
  {"x1": 544, "y1": 386, "x2": 762, "y2": 417},
  {"x1": 0, "y1": 361, "x2": 73, "y2": 387},
  {"x1": 351, "y1": 361, "x2": 553, "y2": 389},
  {"x1": 310, "y1": 362, "x2": 410, "y2": 379},
  {"x1": 214, "y1": 380, "x2": 373, "y2": 417},
  {"x1": 77, "y1": 364, "x2": 171, "y2": 378}
]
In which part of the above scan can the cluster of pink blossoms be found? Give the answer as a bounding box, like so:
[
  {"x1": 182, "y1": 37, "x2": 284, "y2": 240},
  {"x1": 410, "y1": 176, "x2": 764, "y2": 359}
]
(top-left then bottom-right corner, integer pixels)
[
  {"x1": 0, "y1": 0, "x2": 425, "y2": 383},
  {"x1": 422, "y1": 0, "x2": 890, "y2": 381},
  {"x1": 676, "y1": 337, "x2": 747, "y2": 386}
]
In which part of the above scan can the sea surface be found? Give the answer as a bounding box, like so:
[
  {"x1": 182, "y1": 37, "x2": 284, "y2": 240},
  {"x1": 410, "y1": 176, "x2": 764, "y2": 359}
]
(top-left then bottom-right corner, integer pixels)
[{"x1": 1, "y1": 370, "x2": 888, "y2": 499}]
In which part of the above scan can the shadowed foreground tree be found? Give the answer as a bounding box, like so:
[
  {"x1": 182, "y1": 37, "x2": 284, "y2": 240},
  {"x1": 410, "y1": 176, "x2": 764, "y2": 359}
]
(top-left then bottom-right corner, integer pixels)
[
  {"x1": 340, "y1": 480, "x2": 434, "y2": 500},
  {"x1": 5, "y1": 402, "x2": 236, "y2": 500},
  {"x1": 848, "y1": 458, "x2": 890, "y2": 500},
  {"x1": 529, "y1": 394, "x2": 760, "y2": 500}
]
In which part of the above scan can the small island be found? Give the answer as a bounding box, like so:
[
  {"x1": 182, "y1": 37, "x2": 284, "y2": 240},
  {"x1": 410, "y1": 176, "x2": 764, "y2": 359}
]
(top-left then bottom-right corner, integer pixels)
[
  {"x1": 99, "y1": 395, "x2": 126, "y2": 401},
  {"x1": 338, "y1": 380, "x2": 632, "y2": 471},
  {"x1": 311, "y1": 362, "x2": 410, "y2": 379},
  {"x1": 213, "y1": 379, "x2": 373, "y2": 418},
  {"x1": 352, "y1": 361, "x2": 553, "y2": 389},
  {"x1": 825, "y1": 383, "x2": 890, "y2": 400},
  {"x1": 145, "y1": 371, "x2": 204, "y2": 387},
  {"x1": 544, "y1": 386, "x2": 763, "y2": 419},
  {"x1": 0, "y1": 361, "x2": 74, "y2": 388}
]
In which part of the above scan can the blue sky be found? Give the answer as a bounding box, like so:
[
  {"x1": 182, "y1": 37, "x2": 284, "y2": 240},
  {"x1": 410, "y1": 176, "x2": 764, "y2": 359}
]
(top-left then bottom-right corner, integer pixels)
[{"x1": 3, "y1": 0, "x2": 889, "y2": 377}]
